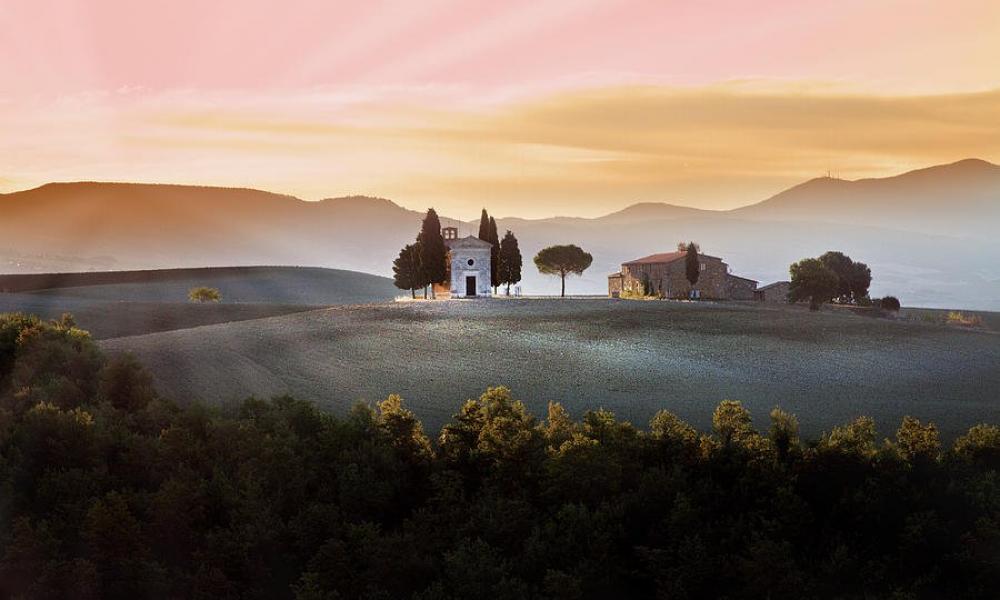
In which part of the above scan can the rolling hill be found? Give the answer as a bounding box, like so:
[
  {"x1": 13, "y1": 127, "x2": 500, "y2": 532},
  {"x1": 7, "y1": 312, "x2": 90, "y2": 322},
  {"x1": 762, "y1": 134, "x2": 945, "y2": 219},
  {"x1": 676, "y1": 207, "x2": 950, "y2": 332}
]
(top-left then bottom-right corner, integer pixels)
[
  {"x1": 0, "y1": 266, "x2": 398, "y2": 338},
  {"x1": 100, "y1": 299, "x2": 1000, "y2": 440},
  {"x1": 2, "y1": 159, "x2": 998, "y2": 308}
]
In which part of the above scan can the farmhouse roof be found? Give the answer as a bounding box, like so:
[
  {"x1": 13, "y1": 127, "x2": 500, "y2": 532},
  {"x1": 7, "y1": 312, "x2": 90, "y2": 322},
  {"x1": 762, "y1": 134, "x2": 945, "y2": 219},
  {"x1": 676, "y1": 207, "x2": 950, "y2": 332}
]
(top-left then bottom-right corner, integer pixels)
[
  {"x1": 757, "y1": 280, "x2": 790, "y2": 291},
  {"x1": 623, "y1": 251, "x2": 720, "y2": 265},
  {"x1": 727, "y1": 274, "x2": 759, "y2": 284},
  {"x1": 445, "y1": 235, "x2": 492, "y2": 249}
]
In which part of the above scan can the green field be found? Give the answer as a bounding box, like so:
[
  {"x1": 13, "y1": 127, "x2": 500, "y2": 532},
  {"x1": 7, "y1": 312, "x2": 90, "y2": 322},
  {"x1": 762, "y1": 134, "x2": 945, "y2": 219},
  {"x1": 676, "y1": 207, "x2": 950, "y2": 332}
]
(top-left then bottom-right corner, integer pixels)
[{"x1": 98, "y1": 298, "x2": 1000, "y2": 440}]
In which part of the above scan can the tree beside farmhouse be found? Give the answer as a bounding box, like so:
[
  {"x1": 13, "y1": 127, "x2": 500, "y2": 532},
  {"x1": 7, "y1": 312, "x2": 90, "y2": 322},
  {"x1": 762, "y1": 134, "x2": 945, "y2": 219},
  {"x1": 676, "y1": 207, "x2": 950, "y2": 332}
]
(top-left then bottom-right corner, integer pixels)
[
  {"x1": 684, "y1": 242, "x2": 700, "y2": 289},
  {"x1": 788, "y1": 258, "x2": 839, "y2": 310},
  {"x1": 818, "y1": 251, "x2": 872, "y2": 303},
  {"x1": 534, "y1": 245, "x2": 593, "y2": 298}
]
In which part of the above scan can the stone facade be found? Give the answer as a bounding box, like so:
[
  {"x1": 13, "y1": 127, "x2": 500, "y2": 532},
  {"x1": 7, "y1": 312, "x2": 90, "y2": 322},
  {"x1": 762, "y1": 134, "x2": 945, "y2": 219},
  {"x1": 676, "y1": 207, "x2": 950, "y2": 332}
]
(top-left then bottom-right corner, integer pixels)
[
  {"x1": 443, "y1": 235, "x2": 492, "y2": 298},
  {"x1": 610, "y1": 251, "x2": 757, "y2": 300},
  {"x1": 726, "y1": 275, "x2": 758, "y2": 301},
  {"x1": 607, "y1": 273, "x2": 623, "y2": 298},
  {"x1": 754, "y1": 281, "x2": 790, "y2": 303}
]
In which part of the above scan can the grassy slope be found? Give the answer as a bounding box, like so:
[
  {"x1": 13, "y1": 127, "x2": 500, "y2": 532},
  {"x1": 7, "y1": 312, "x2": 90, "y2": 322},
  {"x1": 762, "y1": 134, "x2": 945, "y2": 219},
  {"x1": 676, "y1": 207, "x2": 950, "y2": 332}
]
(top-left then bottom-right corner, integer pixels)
[
  {"x1": 0, "y1": 266, "x2": 397, "y2": 339},
  {"x1": 99, "y1": 299, "x2": 1000, "y2": 440}
]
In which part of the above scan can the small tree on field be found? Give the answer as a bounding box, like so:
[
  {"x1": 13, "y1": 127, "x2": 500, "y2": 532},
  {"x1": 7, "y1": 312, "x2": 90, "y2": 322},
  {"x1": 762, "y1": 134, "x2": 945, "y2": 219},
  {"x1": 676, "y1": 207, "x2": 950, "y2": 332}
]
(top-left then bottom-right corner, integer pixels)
[
  {"x1": 393, "y1": 243, "x2": 422, "y2": 299},
  {"x1": 498, "y1": 230, "x2": 522, "y2": 295},
  {"x1": 684, "y1": 242, "x2": 700, "y2": 290},
  {"x1": 533, "y1": 245, "x2": 593, "y2": 298},
  {"x1": 188, "y1": 287, "x2": 221, "y2": 303},
  {"x1": 788, "y1": 258, "x2": 838, "y2": 311}
]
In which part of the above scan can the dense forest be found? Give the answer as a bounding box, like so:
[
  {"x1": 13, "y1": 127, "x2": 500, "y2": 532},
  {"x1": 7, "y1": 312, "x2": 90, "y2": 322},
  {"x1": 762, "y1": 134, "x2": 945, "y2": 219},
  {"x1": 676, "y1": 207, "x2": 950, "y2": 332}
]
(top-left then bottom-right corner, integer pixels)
[{"x1": 1, "y1": 313, "x2": 999, "y2": 599}]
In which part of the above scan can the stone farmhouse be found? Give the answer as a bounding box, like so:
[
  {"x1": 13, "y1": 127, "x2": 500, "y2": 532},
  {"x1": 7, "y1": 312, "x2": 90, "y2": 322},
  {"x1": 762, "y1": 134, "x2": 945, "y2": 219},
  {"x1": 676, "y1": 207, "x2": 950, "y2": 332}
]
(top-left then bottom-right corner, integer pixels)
[
  {"x1": 434, "y1": 226, "x2": 493, "y2": 298},
  {"x1": 754, "y1": 280, "x2": 791, "y2": 303},
  {"x1": 608, "y1": 251, "x2": 757, "y2": 300}
]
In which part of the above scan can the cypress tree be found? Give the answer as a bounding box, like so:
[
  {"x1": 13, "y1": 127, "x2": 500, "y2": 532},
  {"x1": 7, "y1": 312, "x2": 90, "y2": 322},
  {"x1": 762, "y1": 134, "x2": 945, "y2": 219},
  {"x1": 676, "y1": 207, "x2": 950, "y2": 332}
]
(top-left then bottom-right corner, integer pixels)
[
  {"x1": 477, "y1": 208, "x2": 490, "y2": 242},
  {"x1": 685, "y1": 242, "x2": 700, "y2": 292},
  {"x1": 488, "y1": 216, "x2": 500, "y2": 291},
  {"x1": 498, "y1": 230, "x2": 522, "y2": 295},
  {"x1": 417, "y1": 209, "x2": 447, "y2": 298}
]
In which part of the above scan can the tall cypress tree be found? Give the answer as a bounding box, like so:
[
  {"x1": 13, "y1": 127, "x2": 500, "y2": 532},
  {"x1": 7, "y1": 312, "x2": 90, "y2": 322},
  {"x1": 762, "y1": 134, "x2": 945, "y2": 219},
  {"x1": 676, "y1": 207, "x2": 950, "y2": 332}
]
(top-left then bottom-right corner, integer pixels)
[
  {"x1": 488, "y1": 216, "x2": 500, "y2": 291},
  {"x1": 417, "y1": 208, "x2": 447, "y2": 298},
  {"x1": 477, "y1": 208, "x2": 490, "y2": 242},
  {"x1": 498, "y1": 230, "x2": 522, "y2": 295},
  {"x1": 685, "y1": 242, "x2": 700, "y2": 293}
]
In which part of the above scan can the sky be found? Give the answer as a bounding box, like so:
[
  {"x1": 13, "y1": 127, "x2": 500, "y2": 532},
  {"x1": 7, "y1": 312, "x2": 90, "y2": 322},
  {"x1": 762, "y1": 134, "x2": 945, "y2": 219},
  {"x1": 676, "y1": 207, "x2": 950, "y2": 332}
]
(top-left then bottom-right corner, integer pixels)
[{"x1": 1, "y1": 0, "x2": 999, "y2": 219}]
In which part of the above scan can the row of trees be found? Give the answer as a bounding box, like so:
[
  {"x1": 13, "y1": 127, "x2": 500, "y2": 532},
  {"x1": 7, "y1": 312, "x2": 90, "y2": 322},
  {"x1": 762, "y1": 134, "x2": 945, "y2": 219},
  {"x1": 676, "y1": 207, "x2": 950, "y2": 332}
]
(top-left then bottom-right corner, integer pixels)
[
  {"x1": 789, "y1": 250, "x2": 873, "y2": 310},
  {"x1": 479, "y1": 209, "x2": 524, "y2": 295},
  {"x1": 393, "y1": 208, "x2": 523, "y2": 297},
  {"x1": 2, "y1": 312, "x2": 1000, "y2": 598}
]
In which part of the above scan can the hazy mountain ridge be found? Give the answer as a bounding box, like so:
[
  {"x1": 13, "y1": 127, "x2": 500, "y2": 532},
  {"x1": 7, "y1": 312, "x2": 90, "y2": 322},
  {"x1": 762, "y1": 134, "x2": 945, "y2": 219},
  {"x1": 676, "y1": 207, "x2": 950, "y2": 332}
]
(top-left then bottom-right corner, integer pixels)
[
  {"x1": 731, "y1": 158, "x2": 1000, "y2": 238},
  {"x1": 2, "y1": 159, "x2": 999, "y2": 309}
]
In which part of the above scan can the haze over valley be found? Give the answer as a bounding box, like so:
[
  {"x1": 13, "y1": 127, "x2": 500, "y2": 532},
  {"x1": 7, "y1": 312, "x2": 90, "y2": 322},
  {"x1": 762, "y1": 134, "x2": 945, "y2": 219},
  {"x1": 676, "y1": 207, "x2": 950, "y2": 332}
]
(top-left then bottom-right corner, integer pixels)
[{"x1": 3, "y1": 158, "x2": 998, "y2": 309}]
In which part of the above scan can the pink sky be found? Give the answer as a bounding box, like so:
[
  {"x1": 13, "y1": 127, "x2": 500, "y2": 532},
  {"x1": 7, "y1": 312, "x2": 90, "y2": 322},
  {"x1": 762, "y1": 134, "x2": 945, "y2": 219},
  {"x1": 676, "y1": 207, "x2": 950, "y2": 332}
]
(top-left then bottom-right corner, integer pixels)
[{"x1": 2, "y1": 0, "x2": 999, "y2": 217}]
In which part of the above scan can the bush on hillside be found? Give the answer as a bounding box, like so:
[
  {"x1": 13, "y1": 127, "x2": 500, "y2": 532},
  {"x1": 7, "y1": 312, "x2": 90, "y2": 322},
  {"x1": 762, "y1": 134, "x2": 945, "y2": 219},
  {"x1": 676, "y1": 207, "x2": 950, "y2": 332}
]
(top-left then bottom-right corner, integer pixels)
[
  {"x1": 187, "y1": 286, "x2": 222, "y2": 303},
  {"x1": 879, "y1": 295, "x2": 901, "y2": 311}
]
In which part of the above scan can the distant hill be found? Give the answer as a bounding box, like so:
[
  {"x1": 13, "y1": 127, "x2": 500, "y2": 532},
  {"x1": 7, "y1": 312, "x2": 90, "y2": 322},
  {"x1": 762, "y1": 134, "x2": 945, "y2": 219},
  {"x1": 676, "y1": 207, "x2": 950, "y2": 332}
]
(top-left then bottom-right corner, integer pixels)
[
  {"x1": 2, "y1": 160, "x2": 999, "y2": 309},
  {"x1": 731, "y1": 159, "x2": 1000, "y2": 238},
  {"x1": 596, "y1": 202, "x2": 717, "y2": 225}
]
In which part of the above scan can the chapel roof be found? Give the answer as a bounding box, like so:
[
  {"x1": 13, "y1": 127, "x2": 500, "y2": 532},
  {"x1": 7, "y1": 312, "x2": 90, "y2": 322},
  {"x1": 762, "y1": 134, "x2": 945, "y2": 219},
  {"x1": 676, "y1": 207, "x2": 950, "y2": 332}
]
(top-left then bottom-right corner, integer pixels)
[{"x1": 445, "y1": 235, "x2": 493, "y2": 249}]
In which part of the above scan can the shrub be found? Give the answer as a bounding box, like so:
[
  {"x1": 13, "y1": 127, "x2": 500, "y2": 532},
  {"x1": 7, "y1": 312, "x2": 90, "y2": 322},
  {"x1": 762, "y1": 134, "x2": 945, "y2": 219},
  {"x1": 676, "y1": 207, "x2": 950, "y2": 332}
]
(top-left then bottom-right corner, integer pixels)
[
  {"x1": 187, "y1": 287, "x2": 222, "y2": 303},
  {"x1": 880, "y1": 296, "x2": 901, "y2": 311},
  {"x1": 952, "y1": 424, "x2": 1000, "y2": 467},
  {"x1": 947, "y1": 311, "x2": 982, "y2": 327},
  {"x1": 895, "y1": 416, "x2": 940, "y2": 462}
]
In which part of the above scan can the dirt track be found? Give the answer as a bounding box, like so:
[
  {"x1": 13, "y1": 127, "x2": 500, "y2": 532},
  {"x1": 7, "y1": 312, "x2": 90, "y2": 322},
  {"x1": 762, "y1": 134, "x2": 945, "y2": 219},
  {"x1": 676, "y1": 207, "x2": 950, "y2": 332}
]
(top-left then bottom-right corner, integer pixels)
[{"x1": 100, "y1": 299, "x2": 1000, "y2": 440}]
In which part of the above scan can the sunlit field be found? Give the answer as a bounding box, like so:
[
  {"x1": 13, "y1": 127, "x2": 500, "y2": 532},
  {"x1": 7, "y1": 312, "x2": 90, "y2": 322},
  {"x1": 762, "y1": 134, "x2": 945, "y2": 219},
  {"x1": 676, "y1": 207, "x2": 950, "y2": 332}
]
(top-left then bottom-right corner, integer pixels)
[{"x1": 97, "y1": 298, "x2": 1000, "y2": 440}]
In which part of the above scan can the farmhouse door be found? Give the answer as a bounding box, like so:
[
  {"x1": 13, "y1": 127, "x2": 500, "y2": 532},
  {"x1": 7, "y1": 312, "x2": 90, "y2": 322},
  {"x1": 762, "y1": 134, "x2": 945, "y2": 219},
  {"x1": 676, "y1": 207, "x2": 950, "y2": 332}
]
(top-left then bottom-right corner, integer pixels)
[{"x1": 466, "y1": 275, "x2": 476, "y2": 297}]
